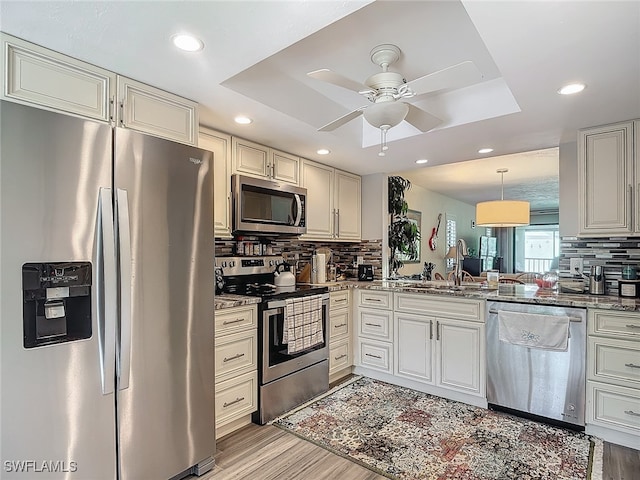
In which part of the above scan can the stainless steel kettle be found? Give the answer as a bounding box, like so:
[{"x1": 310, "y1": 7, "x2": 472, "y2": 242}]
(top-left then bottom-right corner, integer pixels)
[{"x1": 588, "y1": 265, "x2": 605, "y2": 295}]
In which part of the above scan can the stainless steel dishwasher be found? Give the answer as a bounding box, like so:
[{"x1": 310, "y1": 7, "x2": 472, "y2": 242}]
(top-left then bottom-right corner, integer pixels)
[{"x1": 486, "y1": 301, "x2": 587, "y2": 428}]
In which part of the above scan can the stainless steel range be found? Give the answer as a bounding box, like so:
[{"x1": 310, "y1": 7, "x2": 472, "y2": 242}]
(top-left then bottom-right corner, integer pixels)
[{"x1": 215, "y1": 256, "x2": 329, "y2": 424}]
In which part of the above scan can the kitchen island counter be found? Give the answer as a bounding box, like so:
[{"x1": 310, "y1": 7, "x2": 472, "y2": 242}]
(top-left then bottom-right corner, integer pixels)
[{"x1": 324, "y1": 280, "x2": 640, "y2": 312}]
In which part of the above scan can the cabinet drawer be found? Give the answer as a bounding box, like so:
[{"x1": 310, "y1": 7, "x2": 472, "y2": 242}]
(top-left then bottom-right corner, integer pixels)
[
  {"x1": 589, "y1": 337, "x2": 640, "y2": 386},
  {"x1": 395, "y1": 293, "x2": 483, "y2": 322},
  {"x1": 589, "y1": 310, "x2": 640, "y2": 339},
  {"x1": 329, "y1": 338, "x2": 351, "y2": 374},
  {"x1": 330, "y1": 308, "x2": 350, "y2": 340},
  {"x1": 358, "y1": 290, "x2": 392, "y2": 309},
  {"x1": 215, "y1": 371, "x2": 258, "y2": 427},
  {"x1": 215, "y1": 330, "x2": 257, "y2": 381},
  {"x1": 358, "y1": 308, "x2": 392, "y2": 340},
  {"x1": 587, "y1": 381, "x2": 640, "y2": 434},
  {"x1": 215, "y1": 305, "x2": 257, "y2": 335},
  {"x1": 358, "y1": 339, "x2": 392, "y2": 373},
  {"x1": 330, "y1": 290, "x2": 350, "y2": 311}
]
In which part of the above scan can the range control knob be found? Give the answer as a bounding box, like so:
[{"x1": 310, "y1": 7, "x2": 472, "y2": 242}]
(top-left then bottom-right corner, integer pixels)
[{"x1": 229, "y1": 261, "x2": 236, "y2": 267}]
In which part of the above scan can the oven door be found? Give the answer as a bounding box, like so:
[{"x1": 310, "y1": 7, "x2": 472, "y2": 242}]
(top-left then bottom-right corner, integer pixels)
[
  {"x1": 261, "y1": 294, "x2": 329, "y2": 384},
  {"x1": 232, "y1": 174, "x2": 306, "y2": 235}
]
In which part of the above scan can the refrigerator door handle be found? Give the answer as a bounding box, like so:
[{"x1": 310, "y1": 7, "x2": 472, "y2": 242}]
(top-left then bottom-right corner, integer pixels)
[
  {"x1": 98, "y1": 188, "x2": 117, "y2": 395},
  {"x1": 116, "y1": 188, "x2": 133, "y2": 390}
]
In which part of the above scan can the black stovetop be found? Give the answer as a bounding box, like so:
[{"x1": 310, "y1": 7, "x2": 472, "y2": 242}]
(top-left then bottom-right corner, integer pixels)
[{"x1": 222, "y1": 281, "x2": 328, "y2": 301}]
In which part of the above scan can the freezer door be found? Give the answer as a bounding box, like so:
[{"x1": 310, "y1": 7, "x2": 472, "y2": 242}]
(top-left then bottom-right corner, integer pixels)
[
  {"x1": 0, "y1": 101, "x2": 117, "y2": 478},
  {"x1": 114, "y1": 128, "x2": 215, "y2": 480}
]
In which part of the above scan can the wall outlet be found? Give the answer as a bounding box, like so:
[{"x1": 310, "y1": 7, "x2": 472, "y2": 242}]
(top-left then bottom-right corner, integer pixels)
[
  {"x1": 569, "y1": 257, "x2": 584, "y2": 275},
  {"x1": 357, "y1": 256, "x2": 364, "y2": 265}
]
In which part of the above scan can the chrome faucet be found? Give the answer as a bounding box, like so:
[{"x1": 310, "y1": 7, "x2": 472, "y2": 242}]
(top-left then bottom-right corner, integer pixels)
[{"x1": 453, "y1": 238, "x2": 469, "y2": 286}]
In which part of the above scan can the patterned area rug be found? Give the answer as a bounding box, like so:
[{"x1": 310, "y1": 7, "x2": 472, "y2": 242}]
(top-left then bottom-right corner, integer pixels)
[{"x1": 273, "y1": 377, "x2": 603, "y2": 480}]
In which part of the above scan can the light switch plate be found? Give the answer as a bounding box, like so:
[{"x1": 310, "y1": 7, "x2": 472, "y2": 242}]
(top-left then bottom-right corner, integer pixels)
[{"x1": 569, "y1": 257, "x2": 583, "y2": 275}]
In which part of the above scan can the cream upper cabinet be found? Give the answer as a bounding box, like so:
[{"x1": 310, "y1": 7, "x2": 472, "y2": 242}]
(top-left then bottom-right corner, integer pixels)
[
  {"x1": 300, "y1": 159, "x2": 335, "y2": 239},
  {"x1": 199, "y1": 127, "x2": 232, "y2": 238},
  {"x1": 300, "y1": 159, "x2": 361, "y2": 242},
  {"x1": 1, "y1": 32, "x2": 115, "y2": 122},
  {"x1": 578, "y1": 121, "x2": 636, "y2": 236},
  {"x1": 334, "y1": 169, "x2": 361, "y2": 241},
  {"x1": 231, "y1": 137, "x2": 299, "y2": 185},
  {"x1": 116, "y1": 76, "x2": 198, "y2": 146},
  {"x1": 1, "y1": 33, "x2": 199, "y2": 145}
]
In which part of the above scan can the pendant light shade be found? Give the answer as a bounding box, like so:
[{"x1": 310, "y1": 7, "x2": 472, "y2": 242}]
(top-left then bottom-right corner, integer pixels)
[{"x1": 475, "y1": 169, "x2": 530, "y2": 227}]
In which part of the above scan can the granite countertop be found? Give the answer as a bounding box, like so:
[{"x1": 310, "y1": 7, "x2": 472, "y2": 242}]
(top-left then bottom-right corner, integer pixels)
[
  {"x1": 214, "y1": 280, "x2": 640, "y2": 312},
  {"x1": 351, "y1": 280, "x2": 640, "y2": 311}
]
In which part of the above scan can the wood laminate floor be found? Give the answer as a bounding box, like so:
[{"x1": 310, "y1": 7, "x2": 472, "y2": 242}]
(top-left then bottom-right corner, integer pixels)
[{"x1": 200, "y1": 423, "x2": 640, "y2": 480}]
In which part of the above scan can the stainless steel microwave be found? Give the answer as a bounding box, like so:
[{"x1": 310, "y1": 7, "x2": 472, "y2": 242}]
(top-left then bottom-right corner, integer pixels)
[{"x1": 231, "y1": 174, "x2": 306, "y2": 235}]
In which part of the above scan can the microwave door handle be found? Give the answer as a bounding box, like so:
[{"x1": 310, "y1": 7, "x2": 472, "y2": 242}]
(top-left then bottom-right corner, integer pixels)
[{"x1": 293, "y1": 194, "x2": 302, "y2": 226}]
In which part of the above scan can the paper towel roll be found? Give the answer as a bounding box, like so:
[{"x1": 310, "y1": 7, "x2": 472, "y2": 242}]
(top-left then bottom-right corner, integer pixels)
[{"x1": 316, "y1": 253, "x2": 326, "y2": 283}]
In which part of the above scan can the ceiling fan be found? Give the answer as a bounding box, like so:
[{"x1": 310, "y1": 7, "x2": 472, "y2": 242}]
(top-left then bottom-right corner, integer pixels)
[{"x1": 308, "y1": 44, "x2": 483, "y2": 155}]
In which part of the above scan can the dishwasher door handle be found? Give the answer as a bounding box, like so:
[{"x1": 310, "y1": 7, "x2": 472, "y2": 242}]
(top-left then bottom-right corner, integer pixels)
[{"x1": 488, "y1": 309, "x2": 583, "y2": 322}]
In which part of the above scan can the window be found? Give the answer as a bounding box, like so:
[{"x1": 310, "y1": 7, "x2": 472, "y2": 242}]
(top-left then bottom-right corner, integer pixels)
[
  {"x1": 514, "y1": 225, "x2": 560, "y2": 273},
  {"x1": 445, "y1": 214, "x2": 457, "y2": 271}
]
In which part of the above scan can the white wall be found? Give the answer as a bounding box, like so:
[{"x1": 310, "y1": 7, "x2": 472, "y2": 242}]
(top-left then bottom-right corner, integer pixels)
[{"x1": 401, "y1": 183, "x2": 482, "y2": 277}]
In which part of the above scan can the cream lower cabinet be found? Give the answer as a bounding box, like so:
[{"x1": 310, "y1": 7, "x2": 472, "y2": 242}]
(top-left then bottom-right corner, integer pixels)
[
  {"x1": 328, "y1": 290, "x2": 352, "y2": 382},
  {"x1": 354, "y1": 289, "x2": 486, "y2": 408},
  {"x1": 199, "y1": 128, "x2": 232, "y2": 238},
  {"x1": 214, "y1": 304, "x2": 258, "y2": 439},
  {"x1": 1, "y1": 33, "x2": 199, "y2": 145},
  {"x1": 586, "y1": 309, "x2": 640, "y2": 449},
  {"x1": 300, "y1": 159, "x2": 361, "y2": 241}
]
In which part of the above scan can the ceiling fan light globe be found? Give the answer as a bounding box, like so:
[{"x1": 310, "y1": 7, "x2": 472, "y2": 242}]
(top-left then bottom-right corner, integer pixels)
[{"x1": 363, "y1": 102, "x2": 409, "y2": 128}]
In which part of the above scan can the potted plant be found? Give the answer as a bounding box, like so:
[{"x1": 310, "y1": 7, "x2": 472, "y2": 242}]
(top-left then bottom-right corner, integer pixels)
[{"x1": 388, "y1": 175, "x2": 420, "y2": 277}]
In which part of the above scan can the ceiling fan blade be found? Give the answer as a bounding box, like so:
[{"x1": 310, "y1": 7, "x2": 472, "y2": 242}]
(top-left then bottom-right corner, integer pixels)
[
  {"x1": 405, "y1": 104, "x2": 441, "y2": 132},
  {"x1": 406, "y1": 61, "x2": 483, "y2": 96},
  {"x1": 318, "y1": 108, "x2": 365, "y2": 132},
  {"x1": 307, "y1": 69, "x2": 365, "y2": 93}
]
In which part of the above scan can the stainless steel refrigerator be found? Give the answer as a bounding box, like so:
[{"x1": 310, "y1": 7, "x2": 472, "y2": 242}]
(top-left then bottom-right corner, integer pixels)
[{"x1": 0, "y1": 101, "x2": 215, "y2": 479}]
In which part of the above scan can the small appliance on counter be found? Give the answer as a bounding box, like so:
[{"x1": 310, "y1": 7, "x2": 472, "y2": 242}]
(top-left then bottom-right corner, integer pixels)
[
  {"x1": 358, "y1": 264, "x2": 374, "y2": 281},
  {"x1": 619, "y1": 279, "x2": 640, "y2": 298}
]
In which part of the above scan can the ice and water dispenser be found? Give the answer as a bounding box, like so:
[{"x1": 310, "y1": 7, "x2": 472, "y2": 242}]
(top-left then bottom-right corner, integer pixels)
[{"x1": 22, "y1": 262, "x2": 92, "y2": 348}]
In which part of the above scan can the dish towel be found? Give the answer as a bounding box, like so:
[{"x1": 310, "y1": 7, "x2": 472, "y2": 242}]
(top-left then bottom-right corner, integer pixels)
[
  {"x1": 498, "y1": 311, "x2": 570, "y2": 351},
  {"x1": 283, "y1": 294, "x2": 324, "y2": 354}
]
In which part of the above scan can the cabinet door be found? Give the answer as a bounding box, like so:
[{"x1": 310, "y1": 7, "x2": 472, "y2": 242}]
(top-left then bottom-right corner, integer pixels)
[
  {"x1": 117, "y1": 76, "x2": 198, "y2": 145},
  {"x1": 395, "y1": 313, "x2": 433, "y2": 383},
  {"x1": 200, "y1": 128, "x2": 232, "y2": 238},
  {"x1": 334, "y1": 169, "x2": 361, "y2": 241},
  {"x1": 436, "y1": 319, "x2": 484, "y2": 395},
  {"x1": 578, "y1": 122, "x2": 634, "y2": 235},
  {"x1": 1, "y1": 33, "x2": 115, "y2": 122},
  {"x1": 636, "y1": 120, "x2": 640, "y2": 233},
  {"x1": 300, "y1": 159, "x2": 335, "y2": 240},
  {"x1": 232, "y1": 137, "x2": 270, "y2": 178},
  {"x1": 271, "y1": 149, "x2": 299, "y2": 185}
]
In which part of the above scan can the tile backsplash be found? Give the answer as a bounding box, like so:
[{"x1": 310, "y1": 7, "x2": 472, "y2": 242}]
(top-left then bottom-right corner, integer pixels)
[
  {"x1": 215, "y1": 238, "x2": 383, "y2": 280},
  {"x1": 559, "y1": 237, "x2": 640, "y2": 295}
]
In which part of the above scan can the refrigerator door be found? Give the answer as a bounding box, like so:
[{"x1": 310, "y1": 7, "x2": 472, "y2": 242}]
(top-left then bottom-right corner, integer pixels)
[
  {"x1": 0, "y1": 101, "x2": 117, "y2": 478},
  {"x1": 114, "y1": 128, "x2": 215, "y2": 480}
]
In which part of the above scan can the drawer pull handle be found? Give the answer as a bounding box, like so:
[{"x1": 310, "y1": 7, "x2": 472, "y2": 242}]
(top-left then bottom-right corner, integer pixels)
[
  {"x1": 624, "y1": 410, "x2": 640, "y2": 417},
  {"x1": 335, "y1": 298, "x2": 347, "y2": 303},
  {"x1": 365, "y1": 353, "x2": 382, "y2": 359},
  {"x1": 223, "y1": 353, "x2": 245, "y2": 362},
  {"x1": 624, "y1": 363, "x2": 640, "y2": 368},
  {"x1": 364, "y1": 322, "x2": 381, "y2": 327},
  {"x1": 223, "y1": 318, "x2": 244, "y2": 325},
  {"x1": 626, "y1": 324, "x2": 640, "y2": 329},
  {"x1": 334, "y1": 354, "x2": 347, "y2": 360},
  {"x1": 365, "y1": 298, "x2": 382, "y2": 302},
  {"x1": 223, "y1": 397, "x2": 245, "y2": 408},
  {"x1": 334, "y1": 323, "x2": 347, "y2": 328}
]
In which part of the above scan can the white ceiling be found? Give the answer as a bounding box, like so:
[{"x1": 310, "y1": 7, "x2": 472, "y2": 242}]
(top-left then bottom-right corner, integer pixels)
[{"x1": 1, "y1": 1, "x2": 639, "y2": 207}]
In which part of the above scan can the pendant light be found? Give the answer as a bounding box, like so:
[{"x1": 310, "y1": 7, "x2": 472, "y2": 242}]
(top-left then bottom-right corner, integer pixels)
[{"x1": 475, "y1": 168, "x2": 530, "y2": 227}]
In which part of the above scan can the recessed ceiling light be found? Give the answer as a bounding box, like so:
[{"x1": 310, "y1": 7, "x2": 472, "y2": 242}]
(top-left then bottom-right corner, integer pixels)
[
  {"x1": 478, "y1": 148, "x2": 494, "y2": 154},
  {"x1": 171, "y1": 34, "x2": 204, "y2": 52},
  {"x1": 234, "y1": 116, "x2": 252, "y2": 125},
  {"x1": 415, "y1": 159, "x2": 428, "y2": 164},
  {"x1": 558, "y1": 83, "x2": 586, "y2": 95},
  {"x1": 317, "y1": 148, "x2": 330, "y2": 155}
]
